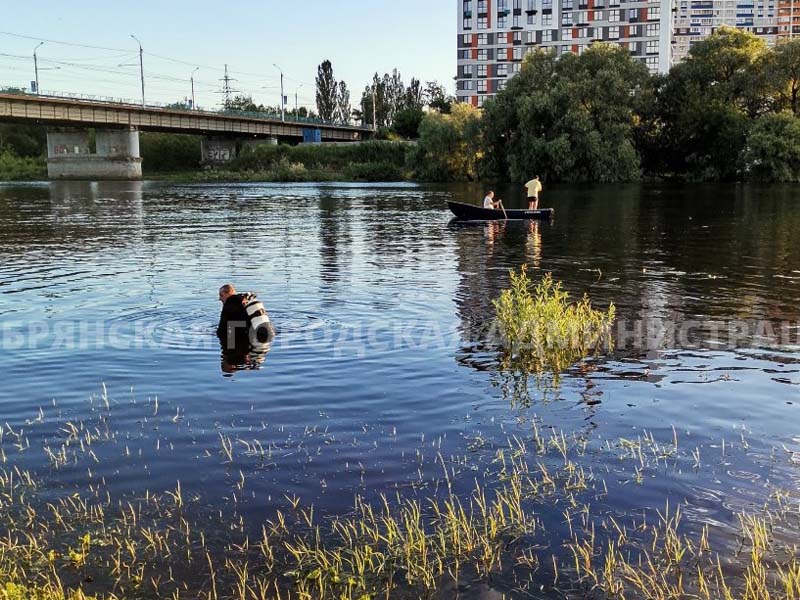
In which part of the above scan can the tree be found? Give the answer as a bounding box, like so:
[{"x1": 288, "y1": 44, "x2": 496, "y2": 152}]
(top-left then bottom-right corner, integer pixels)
[
  {"x1": 316, "y1": 60, "x2": 338, "y2": 121},
  {"x1": 393, "y1": 107, "x2": 425, "y2": 139},
  {"x1": 404, "y1": 78, "x2": 424, "y2": 110},
  {"x1": 763, "y1": 39, "x2": 800, "y2": 115},
  {"x1": 336, "y1": 81, "x2": 351, "y2": 125},
  {"x1": 741, "y1": 112, "x2": 800, "y2": 181},
  {"x1": 224, "y1": 95, "x2": 262, "y2": 112},
  {"x1": 409, "y1": 103, "x2": 482, "y2": 181},
  {"x1": 424, "y1": 81, "x2": 454, "y2": 113}
]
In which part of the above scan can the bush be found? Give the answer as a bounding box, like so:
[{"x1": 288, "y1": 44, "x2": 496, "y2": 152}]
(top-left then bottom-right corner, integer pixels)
[
  {"x1": 409, "y1": 103, "x2": 482, "y2": 181},
  {"x1": 393, "y1": 108, "x2": 425, "y2": 139},
  {"x1": 493, "y1": 267, "x2": 615, "y2": 384},
  {"x1": 343, "y1": 161, "x2": 404, "y2": 181},
  {"x1": 233, "y1": 141, "x2": 409, "y2": 174},
  {"x1": 139, "y1": 133, "x2": 201, "y2": 172},
  {"x1": 0, "y1": 151, "x2": 46, "y2": 180},
  {"x1": 741, "y1": 113, "x2": 800, "y2": 181}
]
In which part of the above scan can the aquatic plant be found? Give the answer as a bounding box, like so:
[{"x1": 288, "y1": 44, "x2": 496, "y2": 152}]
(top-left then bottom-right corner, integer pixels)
[{"x1": 493, "y1": 266, "x2": 616, "y2": 383}]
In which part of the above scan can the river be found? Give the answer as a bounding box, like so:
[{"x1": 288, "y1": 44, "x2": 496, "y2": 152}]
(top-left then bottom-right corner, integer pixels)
[{"x1": 1, "y1": 180, "x2": 799, "y2": 597}]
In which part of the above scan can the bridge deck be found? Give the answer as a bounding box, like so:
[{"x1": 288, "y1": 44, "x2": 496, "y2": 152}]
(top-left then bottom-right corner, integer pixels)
[{"x1": 0, "y1": 93, "x2": 366, "y2": 141}]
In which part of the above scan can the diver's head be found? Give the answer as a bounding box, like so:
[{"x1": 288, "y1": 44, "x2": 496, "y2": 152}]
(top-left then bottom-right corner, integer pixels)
[{"x1": 218, "y1": 283, "x2": 236, "y2": 303}]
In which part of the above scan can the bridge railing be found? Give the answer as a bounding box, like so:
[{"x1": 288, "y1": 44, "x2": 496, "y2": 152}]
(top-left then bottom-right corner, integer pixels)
[{"x1": 0, "y1": 87, "x2": 373, "y2": 131}]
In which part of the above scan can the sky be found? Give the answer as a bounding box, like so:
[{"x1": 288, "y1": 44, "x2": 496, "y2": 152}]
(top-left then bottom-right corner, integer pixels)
[{"x1": 0, "y1": 0, "x2": 455, "y2": 111}]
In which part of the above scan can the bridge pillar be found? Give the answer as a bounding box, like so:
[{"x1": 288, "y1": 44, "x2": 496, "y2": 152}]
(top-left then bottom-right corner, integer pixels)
[{"x1": 47, "y1": 127, "x2": 142, "y2": 180}]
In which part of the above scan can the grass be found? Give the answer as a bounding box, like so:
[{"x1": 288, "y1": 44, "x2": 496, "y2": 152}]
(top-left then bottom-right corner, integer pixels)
[
  {"x1": 0, "y1": 151, "x2": 46, "y2": 181},
  {"x1": 493, "y1": 267, "x2": 616, "y2": 384}
]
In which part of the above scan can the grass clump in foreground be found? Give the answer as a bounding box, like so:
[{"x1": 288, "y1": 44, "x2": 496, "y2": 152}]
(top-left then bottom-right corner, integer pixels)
[{"x1": 493, "y1": 266, "x2": 616, "y2": 382}]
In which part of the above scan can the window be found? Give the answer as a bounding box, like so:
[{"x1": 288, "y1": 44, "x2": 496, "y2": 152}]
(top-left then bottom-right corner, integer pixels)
[
  {"x1": 464, "y1": 0, "x2": 472, "y2": 9},
  {"x1": 608, "y1": 25, "x2": 619, "y2": 38},
  {"x1": 463, "y1": 64, "x2": 474, "y2": 77},
  {"x1": 498, "y1": 14, "x2": 508, "y2": 27},
  {"x1": 609, "y1": 9, "x2": 620, "y2": 21},
  {"x1": 646, "y1": 39, "x2": 659, "y2": 53},
  {"x1": 629, "y1": 25, "x2": 639, "y2": 37},
  {"x1": 563, "y1": 0, "x2": 573, "y2": 8},
  {"x1": 497, "y1": 47, "x2": 508, "y2": 60},
  {"x1": 513, "y1": 14, "x2": 521, "y2": 26},
  {"x1": 646, "y1": 22, "x2": 660, "y2": 35},
  {"x1": 562, "y1": 27, "x2": 573, "y2": 39},
  {"x1": 513, "y1": 46, "x2": 523, "y2": 59},
  {"x1": 542, "y1": 29, "x2": 553, "y2": 41},
  {"x1": 459, "y1": 49, "x2": 471, "y2": 59},
  {"x1": 628, "y1": 41, "x2": 636, "y2": 51},
  {"x1": 478, "y1": 48, "x2": 488, "y2": 60},
  {"x1": 528, "y1": 13, "x2": 537, "y2": 24},
  {"x1": 595, "y1": 0, "x2": 605, "y2": 7},
  {"x1": 478, "y1": 64, "x2": 488, "y2": 77},
  {"x1": 478, "y1": 95, "x2": 487, "y2": 107},
  {"x1": 629, "y1": 8, "x2": 638, "y2": 20},
  {"x1": 514, "y1": 31, "x2": 522, "y2": 42},
  {"x1": 528, "y1": 0, "x2": 536, "y2": 8},
  {"x1": 512, "y1": 63, "x2": 522, "y2": 73},
  {"x1": 647, "y1": 6, "x2": 660, "y2": 19},
  {"x1": 497, "y1": 63, "x2": 509, "y2": 76},
  {"x1": 463, "y1": 34, "x2": 472, "y2": 44},
  {"x1": 462, "y1": 80, "x2": 474, "y2": 90},
  {"x1": 543, "y1": 13, "x2": 553, "y2": 24},
  {"x1": 478, "y1": 0, "x2": 487, "y2": 10},
  {"x1": 646, "y1": 56, "x2": 659, "y2": 70},
  {"x1": 478, "y1": 16, "x2": 488, "y2": 28},
  {"x1": 478, "y1": 80, "x2": 488, "y2": 93},
  {"x1": 562, "y1": 12, "x2": 573, "y2": 24},
  {"x1": 526, "y1": 30, "x2": 536, "y2": 43},
  {"x1": 478, "y1": 33, "x2": 488, "y2": 44},
  {"x1": 497, "y1": 32, "x2": 508, "y2": 43},
  {"x1": 593, "y1": 10, "x2": 603, "y2": 19},
  {"x1": 579, "y1": 10, "x2": 588, "y2": 22},
  {"x1": 498, "y1": 80, "x2": 508, "y2": 91},
  {"x1": 542, "y1": 0, "x2": 552, "y2": 7},
  {"x1": 463, "y1": 17, "x2": 473, "y2": 28}
]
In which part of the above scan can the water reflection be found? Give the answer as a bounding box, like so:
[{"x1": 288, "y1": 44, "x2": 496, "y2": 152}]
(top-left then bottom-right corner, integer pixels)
[{"x1": 220, "y1": 341, "x2": 271, "y2": 375}]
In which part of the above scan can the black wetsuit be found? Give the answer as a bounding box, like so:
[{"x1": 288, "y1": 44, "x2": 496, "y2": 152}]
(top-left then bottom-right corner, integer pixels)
[{"x1": 217, "y1": 293, "x2": 275, "y2": 349}]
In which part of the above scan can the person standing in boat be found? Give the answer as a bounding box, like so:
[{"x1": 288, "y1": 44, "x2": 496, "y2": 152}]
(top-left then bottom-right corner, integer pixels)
[
  {"x1": 217, "y1": 284, "x2": 275, "y2": 349},
  {"x1": 524, "y1": 176, "x2": 543, "y2": 210},
  {"x1": 483, "y1": 190, "x2": 502, "y2": 210}
]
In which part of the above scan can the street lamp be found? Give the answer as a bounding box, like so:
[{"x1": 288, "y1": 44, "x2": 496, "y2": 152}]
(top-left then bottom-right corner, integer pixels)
[
  {"x1": 131, "y1": 34, "x2": 145, "y2": 108},
  {"x1": 273, "y1": 63, "x2": 285, "y2": 122},
  {"x1": 295, "y1": 83, "x2": 303, "y2": 115},
  {"x1": 33, "y1": 42, "x2": 44, "y2": 94},
  {"x1": 190, "y1": 67, "x2": 199, "y2": 109}
]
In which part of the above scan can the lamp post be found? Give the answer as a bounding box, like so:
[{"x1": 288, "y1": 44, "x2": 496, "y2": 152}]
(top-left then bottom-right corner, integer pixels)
[
  {"x1": 273, "y1": 63, "x2": 285, "y2": 122},
  {"x1": 190, "y1": 67, "x2": 199, "y2": 109},
  {"x1": 131, "y1": 34, "x2": 145, "y2": 107},
  {"x1": 33, "y1": 42, "x2": 44, "y2": 94},
  {"x1": 295, "y1": 83, "x2": 303, "y2": 115}
]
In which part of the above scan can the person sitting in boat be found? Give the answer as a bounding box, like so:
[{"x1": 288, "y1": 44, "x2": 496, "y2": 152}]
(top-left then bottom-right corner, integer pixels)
[
  {"x1": 483, "y1": 191, "x2": 502, "y2": 210},
  {"x1": 217, "y1": 284, "x2": 275, "y2": 349}
]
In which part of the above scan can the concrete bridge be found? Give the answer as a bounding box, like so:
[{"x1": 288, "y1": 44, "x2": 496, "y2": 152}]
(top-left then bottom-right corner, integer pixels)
[{"x1": 0, "y1": 92, "x2": 369, "y2": 180}]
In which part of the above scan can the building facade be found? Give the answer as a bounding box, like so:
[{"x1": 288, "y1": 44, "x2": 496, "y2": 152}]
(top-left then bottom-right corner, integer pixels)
[
  {"x1": 456, "y1": 0, "x2": 799, "y2": 107},
  {"x1": 456, "y1": 0, "x2": 672, "y2": 106},
  {"x1": 672, "y1": 0, "x2": 778, "y2": 62}
]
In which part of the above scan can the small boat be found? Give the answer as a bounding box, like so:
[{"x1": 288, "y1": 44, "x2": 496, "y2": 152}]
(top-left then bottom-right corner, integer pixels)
[{"x1": 448, "y1": 201, "x2": 554, "y2": 221}]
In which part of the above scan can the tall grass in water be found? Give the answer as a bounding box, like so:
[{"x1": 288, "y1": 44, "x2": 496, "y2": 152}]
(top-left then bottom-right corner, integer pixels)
[{"x1": 493, "y1": 266, "x2": 615, "y2": 383}]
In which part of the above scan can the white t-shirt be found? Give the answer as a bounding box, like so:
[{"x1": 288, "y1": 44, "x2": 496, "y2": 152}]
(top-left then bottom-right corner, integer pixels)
[
  {"x1": 525, "y1": 179, "x2": 542, "y2": 198},
  {"x1": 483, "y1": 196, "x2": 495, "y2": 209}
]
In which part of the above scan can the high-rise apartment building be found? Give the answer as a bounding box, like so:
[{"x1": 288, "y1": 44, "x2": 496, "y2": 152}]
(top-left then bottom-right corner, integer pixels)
[
  {"x1": 672, "y1": 0, "x2": 778, "y2": 62},
  {"x1": 456, "y1": 0, "x2": 672, "y2": 106},
  {"x1": 457, "y1": 0, "x2": 797, "y2": 107},
  {"x1": 777, "y1": 0, "x2": 800, "y2": 39}
]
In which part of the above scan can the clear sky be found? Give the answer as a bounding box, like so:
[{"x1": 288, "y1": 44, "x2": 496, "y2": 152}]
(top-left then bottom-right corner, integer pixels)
[{"x1": 0, "y1": 0, "x2": 455, "y2": 111}]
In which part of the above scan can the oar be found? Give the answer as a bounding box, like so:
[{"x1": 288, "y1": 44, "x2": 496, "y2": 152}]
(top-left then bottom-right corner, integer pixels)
[{"x1": 499, "y1": 200, "x2": 508, "y2": 221}]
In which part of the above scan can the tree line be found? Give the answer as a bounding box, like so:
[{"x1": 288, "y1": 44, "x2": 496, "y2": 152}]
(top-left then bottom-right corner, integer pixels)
[{"x1": 412, "y1": 27, "x2": 800, "y2": 183}]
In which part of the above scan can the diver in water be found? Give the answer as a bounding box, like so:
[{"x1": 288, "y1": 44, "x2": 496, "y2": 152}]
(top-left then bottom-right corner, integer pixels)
[{"x1": 217, "y1": 284, "x2": 275, "y2": 350}]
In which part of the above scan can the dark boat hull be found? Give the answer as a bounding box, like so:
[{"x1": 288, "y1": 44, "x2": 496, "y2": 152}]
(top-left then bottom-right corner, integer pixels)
[{"x1": 447, "y1": 201, "x2": 554, "y2": 221}]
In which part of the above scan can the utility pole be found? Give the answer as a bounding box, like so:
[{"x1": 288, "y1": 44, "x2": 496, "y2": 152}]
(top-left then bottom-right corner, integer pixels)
[
  {"x1": 273, "y1": 64, "x2": 285, "y2": 122},
  {"x1": 191, "y1": 67, "x2": 199, "y2": 109},
  {"x1": 33, "y1": 42, "x2": 44, "y2": 94},
  {"x1": 372, "y1": 87, "x2": 377, "y2": 133},
  {"x1": 131, "y1": 34, "x2": 145, "y2": 107},
  {"x1": 295, "y1": 84, "x2": 303, "y2": 114}
]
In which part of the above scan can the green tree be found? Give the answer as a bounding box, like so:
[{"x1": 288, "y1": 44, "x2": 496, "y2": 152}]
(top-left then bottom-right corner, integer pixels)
[
  {"x1": 316, "y1": 60, "x2": 338, "y2": 121},
  {"x1": 337, "y1": 81, "x2": 351, "y2": 125},
  {"x1": 424, "y1": 81, "x2": 454, "y2": 113},
  {"x1": 482, "y1": 44, "x2": 649, "y2": 183},
  {"x1": 741, "y1": 112, "x2": 800, "y2": 181},
  {"x1": 393, "y1": 107, "x2": 424, "y2": 139},
  {"x1": 762, "y1": 39, "x2": 800, "y2": 115},
  {"x1": 409, "y1": 103, "x2": 482, "y2": 181}
]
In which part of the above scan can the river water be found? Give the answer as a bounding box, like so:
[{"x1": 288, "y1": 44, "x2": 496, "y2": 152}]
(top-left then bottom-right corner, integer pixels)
[{"x1": 1, "y1": 180, "x2": 799, "y2": 595}]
